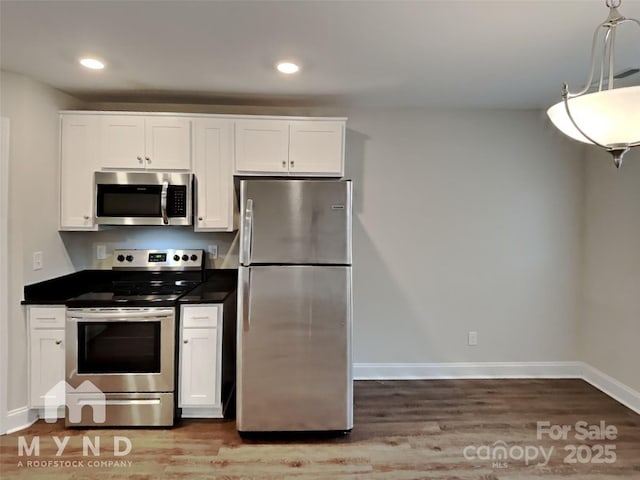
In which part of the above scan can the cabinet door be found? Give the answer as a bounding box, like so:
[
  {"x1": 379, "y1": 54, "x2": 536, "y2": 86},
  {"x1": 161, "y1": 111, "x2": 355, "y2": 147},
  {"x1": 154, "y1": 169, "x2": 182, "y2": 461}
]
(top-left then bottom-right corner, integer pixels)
[
  {"x1": 180, "y1": 328, "x2": 218, "y2": 406},
  {"x1": 194, "y1": 119, "x2": 235, "y2": 231},
  {"x1": 100, "y1": 115, "x2": 146, "y2": 169},
  {"x1": 234, "y1": 120, "x2": 289, "y2": 174},
  {"x1": 60, "y1": 115, "x2": 100, "y2": 230},
  {"x1": 30, "y1": 329, "x2": 65, "y2": 408},
  {"x1": 289, "y1": 120, "x2": 345, "y2": 176},
  {"x1": 145, "y1": 117, "x2": 191, "y2": 170}
]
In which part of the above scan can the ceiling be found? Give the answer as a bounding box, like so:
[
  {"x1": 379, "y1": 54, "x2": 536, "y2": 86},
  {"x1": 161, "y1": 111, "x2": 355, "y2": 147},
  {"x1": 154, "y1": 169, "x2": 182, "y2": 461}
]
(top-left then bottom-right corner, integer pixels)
[{"x1": 1, "y1": 0, "x2": 639, "y2": 109}]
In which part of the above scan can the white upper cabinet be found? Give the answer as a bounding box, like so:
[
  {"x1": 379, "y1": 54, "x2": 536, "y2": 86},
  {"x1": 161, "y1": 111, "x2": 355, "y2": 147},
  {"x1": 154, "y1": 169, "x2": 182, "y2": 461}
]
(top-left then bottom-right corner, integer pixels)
[
  {"x1": 145, "y1": 117, "x2": 192, "y2": 170},
  {"x1": 234, "y1": 119, "x2": 290, "y2": 174},
  {"x1": 101, "y1": 115, "x2": 191, "y2": 170},
  {"x1": 289, "y1": 120, "x2": 345, "y2": 175},
  {"x1": 234, "y1": 118, "x2": 345, "y2": 177},
  {"x1": 193, "y1": 119, "x2": 237, "y2": 231},
  {"x1": 100, "y1": 115, "x2": 145, "y2": 169},
  {"x1": 60, "y1": 114, "x2": 100, "y2": 230}
]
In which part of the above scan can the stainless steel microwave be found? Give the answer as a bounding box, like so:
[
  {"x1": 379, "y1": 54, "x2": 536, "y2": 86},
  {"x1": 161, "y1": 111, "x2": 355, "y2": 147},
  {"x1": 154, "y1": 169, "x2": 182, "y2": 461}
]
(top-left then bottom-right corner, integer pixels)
[{"x1": 95, "y1": 172, "x2": 193, "y2": 226}]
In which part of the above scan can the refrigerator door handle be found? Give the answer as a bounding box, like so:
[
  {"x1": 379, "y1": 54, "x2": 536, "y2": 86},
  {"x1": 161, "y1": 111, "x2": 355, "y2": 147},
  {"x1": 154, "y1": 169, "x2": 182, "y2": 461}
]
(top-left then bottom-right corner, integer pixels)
[
  {"x1": 241, "y1": 269, "x2": 251, "y2": 331},
  {"x1": 242, "y1": 199, "x2": 253, "y2": 265}
]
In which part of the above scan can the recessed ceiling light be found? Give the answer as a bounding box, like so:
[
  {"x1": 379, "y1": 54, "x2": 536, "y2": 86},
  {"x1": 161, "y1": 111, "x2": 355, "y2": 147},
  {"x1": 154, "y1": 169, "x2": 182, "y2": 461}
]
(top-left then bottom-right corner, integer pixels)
[
  {"x1": 276, "y1": 62, "x2": 300, "y2": 74},
  {"x1": 79, "y1": 58, "x2": 105, "y2": 70}
]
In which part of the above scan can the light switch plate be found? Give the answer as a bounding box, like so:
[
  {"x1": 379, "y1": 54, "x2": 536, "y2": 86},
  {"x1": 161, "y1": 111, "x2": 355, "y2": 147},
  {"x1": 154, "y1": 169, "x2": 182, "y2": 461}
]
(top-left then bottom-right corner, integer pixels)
[
  {"x1": 33, "y1": 251, "x2": 43, "y2": 270},
  {"x1": 207, "y1": 244, "x2": 218, "y2": 260}
]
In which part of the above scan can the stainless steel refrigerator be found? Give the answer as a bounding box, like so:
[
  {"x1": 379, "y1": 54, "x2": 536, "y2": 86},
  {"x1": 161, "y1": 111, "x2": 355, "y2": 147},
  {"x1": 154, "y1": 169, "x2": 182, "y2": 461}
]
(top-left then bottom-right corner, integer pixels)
[{"x1": 237, "y1": 179, "x2": 353, "y2": 433}]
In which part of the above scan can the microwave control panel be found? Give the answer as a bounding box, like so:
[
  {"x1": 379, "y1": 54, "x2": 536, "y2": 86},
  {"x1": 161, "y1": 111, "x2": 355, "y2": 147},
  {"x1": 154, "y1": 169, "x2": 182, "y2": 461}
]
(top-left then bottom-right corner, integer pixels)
[{"x1": 167, "y1": 186, "x2": 187, "y2": 217}]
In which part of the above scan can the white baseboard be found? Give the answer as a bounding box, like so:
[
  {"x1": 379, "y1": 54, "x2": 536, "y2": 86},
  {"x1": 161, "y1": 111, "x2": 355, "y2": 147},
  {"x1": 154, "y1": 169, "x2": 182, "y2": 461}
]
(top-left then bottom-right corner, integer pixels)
[
  {"x1": 581, "y1": 363, "x2": 640, "y2": 415},
  {"x1": 354, "y1": 361, "x2": 583, "y2": 380},
  {"x1": 4, "y1": 406, "x2": 38, "y2": 435}
]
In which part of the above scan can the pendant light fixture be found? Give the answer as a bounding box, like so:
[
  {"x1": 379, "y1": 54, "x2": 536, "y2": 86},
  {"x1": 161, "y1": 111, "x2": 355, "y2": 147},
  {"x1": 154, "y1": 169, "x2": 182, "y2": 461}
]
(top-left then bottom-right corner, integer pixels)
[{"x1": 547, "y1": 0, "x2": 640, "y2": 168}]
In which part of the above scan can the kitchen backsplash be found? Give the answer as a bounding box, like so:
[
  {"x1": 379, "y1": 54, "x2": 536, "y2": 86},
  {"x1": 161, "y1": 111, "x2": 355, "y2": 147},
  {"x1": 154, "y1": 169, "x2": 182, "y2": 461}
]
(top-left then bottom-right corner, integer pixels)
[{"x1": 59, "y1": 227, "x2": 239, "y2": 270}]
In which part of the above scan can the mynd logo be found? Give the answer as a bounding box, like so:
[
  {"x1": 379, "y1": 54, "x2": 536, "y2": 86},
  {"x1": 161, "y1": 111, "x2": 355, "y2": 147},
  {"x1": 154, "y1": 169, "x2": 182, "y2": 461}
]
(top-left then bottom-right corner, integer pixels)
[
  {"x1": 16, "y1": 381, "x2": 134, "y2": 470},
  {"x1": 44, "y1": 380, "x2": 105, "y2": 424},
  {"x1": 17, "y1": 435, "x2": 133, "y2": 469}
]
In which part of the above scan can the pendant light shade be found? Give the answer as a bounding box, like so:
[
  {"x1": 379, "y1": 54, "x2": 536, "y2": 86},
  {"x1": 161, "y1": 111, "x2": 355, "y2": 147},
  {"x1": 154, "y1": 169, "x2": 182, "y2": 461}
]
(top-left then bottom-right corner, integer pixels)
[
  {"x1": 547, "y1": 85, "x2": 640, "y2": 145},
  {"x1": 547, "y1": 0, "x2": 640, "y2": 168}
]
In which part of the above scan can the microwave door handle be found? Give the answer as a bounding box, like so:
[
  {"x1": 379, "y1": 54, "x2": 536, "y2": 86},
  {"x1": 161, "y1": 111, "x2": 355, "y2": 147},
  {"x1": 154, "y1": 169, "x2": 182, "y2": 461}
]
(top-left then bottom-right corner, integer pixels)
[{"x1": 161, "y1": 181, "x2": 169, "y2": 225}]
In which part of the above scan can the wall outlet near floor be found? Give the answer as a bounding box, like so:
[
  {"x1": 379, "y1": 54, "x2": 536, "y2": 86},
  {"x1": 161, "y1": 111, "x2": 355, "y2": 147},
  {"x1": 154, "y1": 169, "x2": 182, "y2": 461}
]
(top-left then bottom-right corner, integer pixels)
[
  {"x1": 207, "y1": 244, "x2": 218, "y2": 260},
  {"x1": 32, "y1": 251, "x2": 43, "y2": 270},
  {"x1": 96, "y1": 244, "x2": 107, "y2": 260},
  {"x1": 468, "y1": 331, "x2": 478, "y2": 346}
]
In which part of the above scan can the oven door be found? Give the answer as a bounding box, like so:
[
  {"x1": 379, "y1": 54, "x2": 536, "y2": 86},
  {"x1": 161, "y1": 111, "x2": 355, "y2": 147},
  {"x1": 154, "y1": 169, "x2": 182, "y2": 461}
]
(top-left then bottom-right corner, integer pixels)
[{"x1": 66, "y1": 308, "x2": 175, "y2": 393}]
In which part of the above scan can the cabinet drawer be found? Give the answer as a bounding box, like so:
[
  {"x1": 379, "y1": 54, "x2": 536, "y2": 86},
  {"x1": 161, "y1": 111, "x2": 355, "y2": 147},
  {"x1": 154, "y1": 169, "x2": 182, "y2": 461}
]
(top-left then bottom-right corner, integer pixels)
[
  {"x1": 182, "y1": 305, "x2": 219, "y2": 328},
  {"x1": 29, "y1": 307, "x2": 66, "y2": 329}
]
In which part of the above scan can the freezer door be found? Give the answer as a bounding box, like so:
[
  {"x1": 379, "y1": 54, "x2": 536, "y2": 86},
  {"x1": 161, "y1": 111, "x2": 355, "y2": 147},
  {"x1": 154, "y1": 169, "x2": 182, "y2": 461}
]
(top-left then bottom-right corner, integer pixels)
[
  {"x1": 237, "y1": 265, "x2": 353, "y2": 432},
  {"x1": 239, "y1": 179, "x2": 352, "y2": 265}
]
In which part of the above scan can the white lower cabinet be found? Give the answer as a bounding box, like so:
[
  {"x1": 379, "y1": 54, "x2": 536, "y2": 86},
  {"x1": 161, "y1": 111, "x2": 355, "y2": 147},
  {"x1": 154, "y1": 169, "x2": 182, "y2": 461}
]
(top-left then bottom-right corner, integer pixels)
[
  {"x1": 28, "y1": 306, "x2": 66, "y2": 410},
  {"x1": 179, "y1": 304, "x2": 223, "y2": 417}
]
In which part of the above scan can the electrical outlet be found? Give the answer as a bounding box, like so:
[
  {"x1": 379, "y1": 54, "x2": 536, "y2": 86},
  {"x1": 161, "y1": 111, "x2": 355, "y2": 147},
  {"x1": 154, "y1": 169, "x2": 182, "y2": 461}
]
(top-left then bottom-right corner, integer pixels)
[
  {"x1": 468, "y1": 331, "x2": 478, "y2": 346},
  {"x1": 96, "y1": 244, "x2": 107, "y2": 260},
  {"x1": 33, "y1": 251, "x2": 43, "y2": 270},
  {"x1": 207, "y1": 244, "x2": 218, "y2": 260}
]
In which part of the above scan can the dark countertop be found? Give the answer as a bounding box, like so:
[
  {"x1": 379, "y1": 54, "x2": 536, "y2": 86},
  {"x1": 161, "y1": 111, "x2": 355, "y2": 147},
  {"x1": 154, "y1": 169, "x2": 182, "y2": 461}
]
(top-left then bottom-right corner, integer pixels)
[
  {"x1": 179, "y1": 270, "x2": 238, "y2": 304},
  {"x1": 22, "y1": 269, "x2": 237, "y2": 306},
  {"x1": 22, "y1": 270, "x2": 117, "y2": 305}
]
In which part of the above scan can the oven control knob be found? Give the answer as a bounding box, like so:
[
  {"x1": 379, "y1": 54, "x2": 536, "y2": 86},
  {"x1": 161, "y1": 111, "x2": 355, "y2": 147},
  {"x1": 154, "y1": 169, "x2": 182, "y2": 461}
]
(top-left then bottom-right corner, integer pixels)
[
  {"x1": 190, "y1": 254, "x2": 198, "y2": 261},
  {"x1": 117, "y1": 254, "x2": 125, "y2": 262},
  {"x1": 182, "y1": 254, "x2": 189, "y2": 261},
  {"x1": 173, "y1": 254, "x2": 180, "y2": 261},
  {"x1": 126, "y1": 255, "x2": 134, "y2": 262}
]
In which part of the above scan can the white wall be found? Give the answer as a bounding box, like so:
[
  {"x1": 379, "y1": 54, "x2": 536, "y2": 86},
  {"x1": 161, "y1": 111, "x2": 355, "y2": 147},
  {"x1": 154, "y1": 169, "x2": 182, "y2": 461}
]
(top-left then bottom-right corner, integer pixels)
[
  {"x1": 580, "y1": 147, "x2": 640, "y2": 392},
  {"x1": 344, "y1": 108, "x2": 584, "y2": 363},
  {"x1": 0, "y1": 71, "x2": 80, "y2": 410}
]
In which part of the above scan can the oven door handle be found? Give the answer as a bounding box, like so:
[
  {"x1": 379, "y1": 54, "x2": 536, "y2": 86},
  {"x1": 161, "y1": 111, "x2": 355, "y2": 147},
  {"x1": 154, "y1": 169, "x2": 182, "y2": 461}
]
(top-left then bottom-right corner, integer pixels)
[
  {"x1": 161, "y1": 180, "x2": 169, "y2": 225},
  {"x1": 78, "y1": 399, "x2": 162, "y2": 406},
  {"x1": 68, "y1": 309, "x2": 174, "y2": 320}
]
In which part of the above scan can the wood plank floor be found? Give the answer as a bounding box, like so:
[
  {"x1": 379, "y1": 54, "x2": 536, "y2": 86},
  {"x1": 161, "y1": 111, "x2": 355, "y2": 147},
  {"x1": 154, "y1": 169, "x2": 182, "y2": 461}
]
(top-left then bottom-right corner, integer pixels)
[{"x1": 1, "y1": 379, "x2": 639, "y2": 479}]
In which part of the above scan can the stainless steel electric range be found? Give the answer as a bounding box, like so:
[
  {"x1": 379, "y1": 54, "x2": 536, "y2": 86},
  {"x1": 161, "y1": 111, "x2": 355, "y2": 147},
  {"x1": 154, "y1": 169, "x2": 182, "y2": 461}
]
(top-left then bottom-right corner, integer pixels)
[{"x1": 65, "y1": 249, "x2": 205, "y2": 427}]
